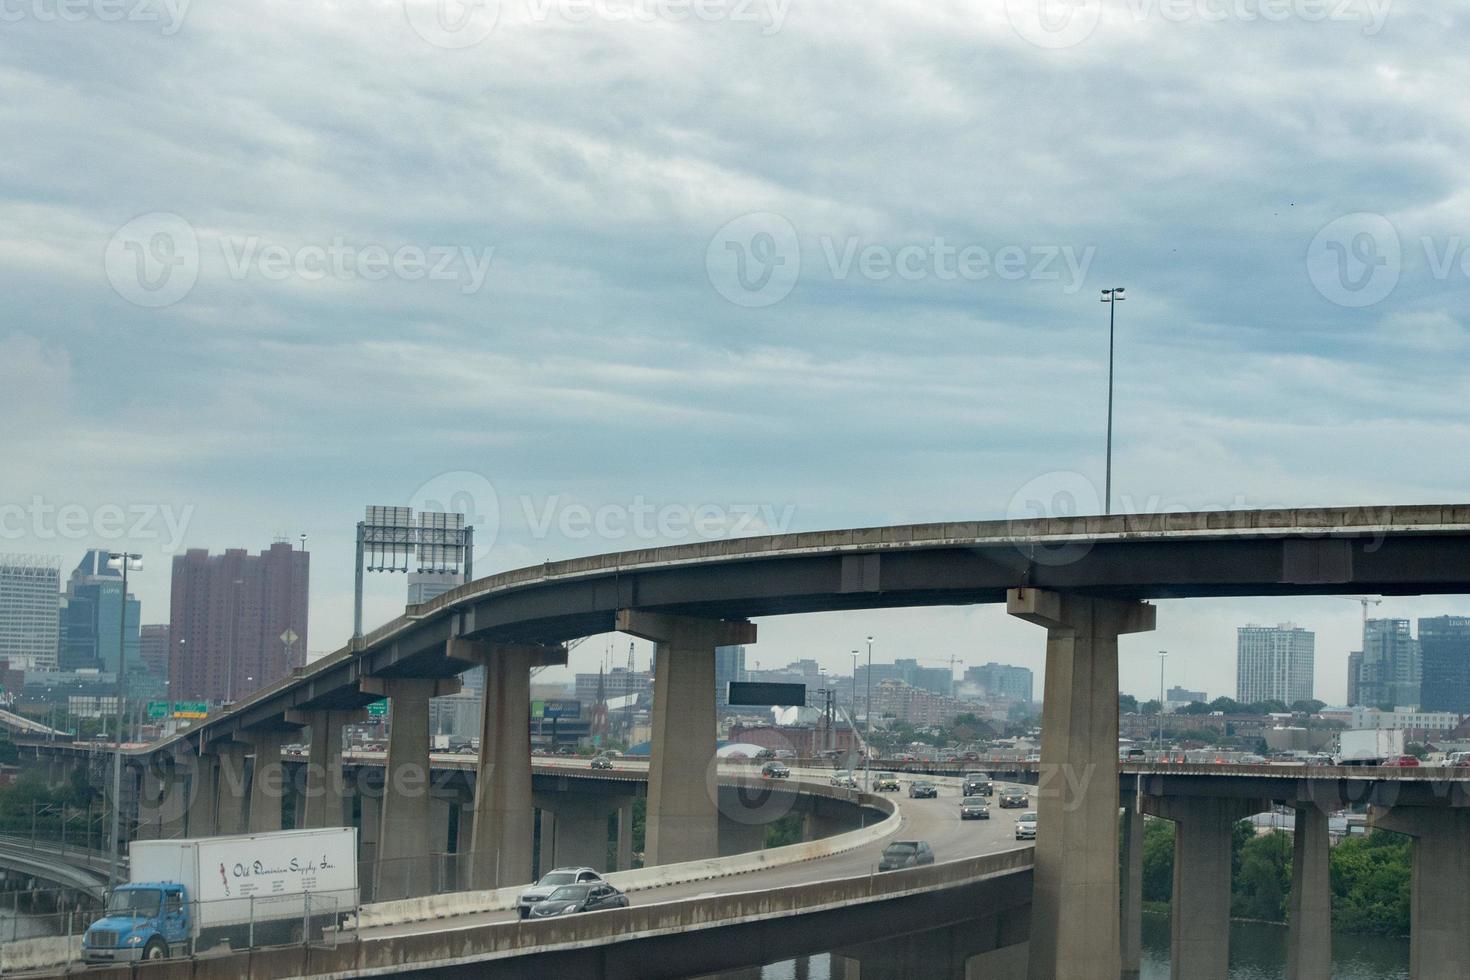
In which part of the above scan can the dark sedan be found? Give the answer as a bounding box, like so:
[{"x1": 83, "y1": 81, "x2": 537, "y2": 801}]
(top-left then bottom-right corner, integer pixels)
[
  {"x1": 878, "y1": 840, "x2": 935, "y2": 871},
  {"x1": 528, "y1": 882, "x2": 630, "y2": 918},
  {"x1": 590, "y1": 756, "x2": 614, "y2": 770},
  {"x1": 908, "y1": 779, "x2": 938, "y2": 799}
]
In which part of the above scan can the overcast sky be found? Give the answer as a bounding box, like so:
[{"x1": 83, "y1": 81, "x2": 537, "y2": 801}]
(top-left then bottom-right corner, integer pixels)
[{"x1": 2, "y1": 0, "x2": 1467, "y2": 703}]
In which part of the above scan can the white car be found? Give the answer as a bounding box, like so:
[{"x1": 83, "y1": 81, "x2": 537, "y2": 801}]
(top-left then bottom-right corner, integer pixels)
[
  {"x1": 517, "y1": 867, "x2": 603, "y2": 918},
  {"x1": 1015, "y1": 811, "x2": 1038, "y2": 840}
]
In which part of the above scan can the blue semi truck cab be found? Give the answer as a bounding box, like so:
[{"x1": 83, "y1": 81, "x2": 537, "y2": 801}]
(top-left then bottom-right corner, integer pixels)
[{"x1": 82, "y1": 882, "x2": 192, "y2": 963}]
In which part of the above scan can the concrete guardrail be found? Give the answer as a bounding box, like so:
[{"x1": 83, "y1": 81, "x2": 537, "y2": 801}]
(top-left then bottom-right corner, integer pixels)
[{"x1": 355, "y1": 778, "x2": 901, "y2": 931}]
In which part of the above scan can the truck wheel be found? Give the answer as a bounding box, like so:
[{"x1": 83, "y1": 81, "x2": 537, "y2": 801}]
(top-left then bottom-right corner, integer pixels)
[{"x1": 143, "y1": 938, "x2": 168, "y2": 960}]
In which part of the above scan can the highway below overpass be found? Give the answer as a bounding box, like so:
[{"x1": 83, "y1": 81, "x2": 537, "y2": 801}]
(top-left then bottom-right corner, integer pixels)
[{"x1": 360, "y1": 766, "x2": 1032, "y2": 942}]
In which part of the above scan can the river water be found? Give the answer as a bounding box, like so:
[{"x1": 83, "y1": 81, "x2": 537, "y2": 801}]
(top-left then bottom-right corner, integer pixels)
[{"x1": 701, "y1": 911, "x2": 1409, "y2": 979}]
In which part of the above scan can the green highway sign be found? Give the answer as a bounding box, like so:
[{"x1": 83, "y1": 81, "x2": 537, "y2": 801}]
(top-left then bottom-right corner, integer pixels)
[
  {"x1": 367, "y1": 700, "x2": 388, "y2": 718},
  {"x1": 172, "y1": 701, "x2": 209, "y2": 719},
  {"x1": 147, "y1": 701, "x2": 171, "y2": 719}
]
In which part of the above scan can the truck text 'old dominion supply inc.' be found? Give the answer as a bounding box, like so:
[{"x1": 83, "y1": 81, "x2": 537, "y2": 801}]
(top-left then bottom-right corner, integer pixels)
[{"x1": 82, "y1": 827, "x2": 358, "y2": 963}]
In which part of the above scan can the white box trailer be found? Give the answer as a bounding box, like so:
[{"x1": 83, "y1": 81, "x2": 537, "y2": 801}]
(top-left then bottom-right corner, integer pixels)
[
  {"x1": 83, "y1": 827, "x2": 357, "y2": 961},
  {"x1": 1337, "y1": 728, "x2": 1404, "y2": 765}
]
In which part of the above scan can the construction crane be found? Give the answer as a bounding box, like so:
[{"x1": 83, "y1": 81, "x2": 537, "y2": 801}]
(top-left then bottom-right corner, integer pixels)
[{"x1": 1345, "y1": 595, "x2": 1382, "y2": 639}]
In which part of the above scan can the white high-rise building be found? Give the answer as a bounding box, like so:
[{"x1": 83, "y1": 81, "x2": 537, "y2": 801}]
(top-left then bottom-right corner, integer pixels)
[
  {"x1": 1236, "y1": 623, "x2": 1315, "y2": 705},
  {"x1": 0, "y1": 555, "x2": 61, "y2": 671}
]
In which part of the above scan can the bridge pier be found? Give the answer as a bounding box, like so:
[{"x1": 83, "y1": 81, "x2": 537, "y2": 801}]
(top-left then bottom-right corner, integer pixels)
[
  {"x1": 1143, "y1": 794, "x2": 1267, "y2": 980},
  {"x1": 1119, "y1": 792, "x2": 1144, "y2": 979},
  {"x1": 1286, "y1": 802, "x2": 1332, "y2": 980},
  {"x1": 618, "y1": 609, "x2": 757, "y2": 867},
  {"x1": 1007, "y1": 588, "x2": 1155, "y2": 980},
  {"x1": 616, "y1": 800, "x2": 635, "y2": 870},
  {"x1": 364, "y1": 675, "x2": 459, "y2": 900},
  {"x1": 463, "y1": 641, "x2": 565, "y2": 889},
  {"x1": 536, "y1": 807, "x2": 557, "y2": 876},
  {"x1": 1370, "y1": 805, "x2": 1470, "y2": 980},
  {"x1": 134, "y1": 761, "x2": 164, "y2": 841},
  {"x1": 548, "y1": 797, "x2": 616, "y2": 871},
  {"x1": 211, "y1": 743, "x2": 249, "y2": 836},
  {"x1": 184, "y1": 752, "x2": 217, "y2": 838},
  {"x1": 158, "y1": 760, "x2": 188, "y2": 840},
  {"x1": 718, "y1": 810, "x2": 767, "y2": 856},
  {"x1": 288, "y1": 708, "x2": 360, "y2": 829},
  {"x1": 245, "y1": 730, "x2": 291, "y2": 833}
]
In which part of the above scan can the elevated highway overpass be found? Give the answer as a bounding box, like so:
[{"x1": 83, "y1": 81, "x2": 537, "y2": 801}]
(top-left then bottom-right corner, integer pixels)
[{"x1": 13, "y1": 505, "x2": 1470, "y2": 980}]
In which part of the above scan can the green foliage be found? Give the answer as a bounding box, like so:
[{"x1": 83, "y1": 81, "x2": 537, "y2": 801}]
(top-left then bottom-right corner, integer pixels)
[
  {"x1": 0, "y1": 737, "x2": 18, "y2": 765},
  {"x1": 1136, "y1": 818, "x2": 1410, "y2": 936},
  {"x1": 631, "y1": 797, "x2": 646, "y2": 863},
  {"x1": 1141, "y1": 817, "x2": 1174, "y2": 902},
  {"x1": 1330, "y1": 831, "x2": 1411, "y2": 936},
  {"x1": 1177, "y1": 701, "x2": 1213, "y2": 715},
  {"x1": 1232, "y1": 830, "x2": 1292, "y2": 921},
  {"x1": 1119, "y1": 694, "x2": 1139, "y2": 714},
  {"x1": 764, "y1": 812, "x2": 805, "y2": 849}
]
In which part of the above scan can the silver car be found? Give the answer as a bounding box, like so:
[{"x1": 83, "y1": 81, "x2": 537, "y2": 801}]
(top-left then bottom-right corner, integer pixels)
[
  {"x1": 517, "y1": 867, "x2": 603, "y2": 918},
  {"x1": 1015, "y1": 811, "x2": 1038, "y2": 840}
]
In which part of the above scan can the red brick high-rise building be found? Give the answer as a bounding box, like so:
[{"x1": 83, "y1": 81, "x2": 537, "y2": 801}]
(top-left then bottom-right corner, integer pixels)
[{"x1": 168, "y1": 543, "x2": 309, "y2": 703}]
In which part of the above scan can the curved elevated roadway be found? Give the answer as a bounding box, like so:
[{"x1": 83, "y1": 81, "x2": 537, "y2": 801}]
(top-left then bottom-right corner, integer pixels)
[{"x1": 139, "y1": 504, "x2": 1470, "y2": 754}]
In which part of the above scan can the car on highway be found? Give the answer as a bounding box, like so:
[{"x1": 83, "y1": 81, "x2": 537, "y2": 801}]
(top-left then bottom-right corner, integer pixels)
[
  {"x1": 959, "y1": 796, "x2": 990, "y2": 820},
  {"x1": 998, "y1": 787, "x2": 1029, "y2": 808},
  {"x1": 830, "y1": 769, "x2": 858, "y2": 788},
  {"x1": 878, "y1": 840, "x2": 935, "y2": 871},
  {"x1": 873, "y1": 772, "x2": 901, "y2": 792},
  {"x1": 590, "y1": 756, "x2": 614, "y2": 770},
  {"x1": 760, "y1": 761, "x2": 791, "y2": 778},
  {"x1": 962, "y1": 772, "x2": 993, "y2": 796},
  {"x1": 527, "y1": 881, "x2": 630, "y2": 917},
  {"x1": 908, "y1": 779, "x2": 938, "y2": 799},
  {"x1": 1015, "y1": 811, "x2": 1038, "y2": 840},
  {"x1": 1384, "y1": 755, "x2": 1421, "y2": 767},
  {"x1": 518, "y1": 867, "x2": 604, "y2": 918}
]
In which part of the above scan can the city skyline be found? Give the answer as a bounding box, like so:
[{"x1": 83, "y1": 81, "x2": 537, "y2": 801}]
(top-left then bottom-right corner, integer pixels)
[{"x1": 4, "y1": 535, "x2": 1470, "y2": 707}]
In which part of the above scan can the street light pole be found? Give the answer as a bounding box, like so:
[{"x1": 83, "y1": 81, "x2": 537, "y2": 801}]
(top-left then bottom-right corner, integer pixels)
[
  {"x1": 1101, "y1": 286, "x2": 1126, "y2": 516},
  {"x1": 106, "y1": 552, "x2": 141, "y2": 890},
  {"x1": 864, "y1": 635, "x2": 874, "y2": 791},
  {"x1": 1157, "y1": 650, "x2": 1168, "y2": 755}
]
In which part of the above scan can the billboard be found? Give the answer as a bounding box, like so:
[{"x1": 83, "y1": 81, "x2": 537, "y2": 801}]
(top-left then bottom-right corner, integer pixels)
[
  {"x1": 531, "y1": 699, "x2": 581, "y2": 721},
  {"x1": 727, "y1": 682, "x2": 807, "y2": 707}
]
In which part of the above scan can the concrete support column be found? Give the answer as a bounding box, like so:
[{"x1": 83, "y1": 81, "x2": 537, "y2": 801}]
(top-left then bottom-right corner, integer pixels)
[
  {"x1": 718, "y1": 810, "x2": 767, "y2": 856},
  {"x1": 550, "y1": 799, "x2": 615, "y2": 872},
  {"x1": 1119, "y1": 792, "x2": 1144, "y2": 979},
  {"x1": 536, "y1": 808, "x2": 557, "y2": 878},
  {"x1": 135, "y1": 764, "x2": 164, "y2": 841},
  {"x1": 463, "y1": 641, "x2": 565, "y2": 889},
  {"x1": 186, "y1": 753, "x2": 219, "y2": 838},
  {"x1": 287, "y1": 709, "x2": 360, "y2": 829},
  {"x1": 245, "y1": 730, "x2": 289, "y2": 834},
  {"x1": 1286, "y1": 802, "x2": 1332, "y2": 980},
  {"x1": 364, "y1": 675, "x2": 458, "y2": 901},
  {"x1": 616, "y1": 800, "x2": 635, "y2": 871},
  {"x1": 158, "y1": 762, "x2": 188, "y2": 839},
  {"x1": 1143, "y1": 795, "x2": 1267, "y2": 980},
  {"x1": 618, "y1": 609, "x2": 756, "y2": 867},
  {"x1": 212, "y1": 744, "x2": 249, "y2": 837},
  {"x1": 1006, "y1": 588, "x2": 1155, "y2": 980},
  {"x1": 1370, "y1": 806, "x2": 1470, "y2": 980}
]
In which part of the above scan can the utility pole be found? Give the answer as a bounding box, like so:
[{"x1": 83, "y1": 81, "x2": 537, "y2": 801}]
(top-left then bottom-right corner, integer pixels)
[
  {"x1": 1100, "y1": 286, "x2": 1126, "y2": 515},
  {"x1": 105, "y1": 552, "x2": 142, "y2": 891}
]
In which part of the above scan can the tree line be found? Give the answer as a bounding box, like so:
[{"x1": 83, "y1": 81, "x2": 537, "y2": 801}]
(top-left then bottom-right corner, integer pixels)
[{"x1": 1139, "y1": 818, "x2": 1411, "y2": 935}]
